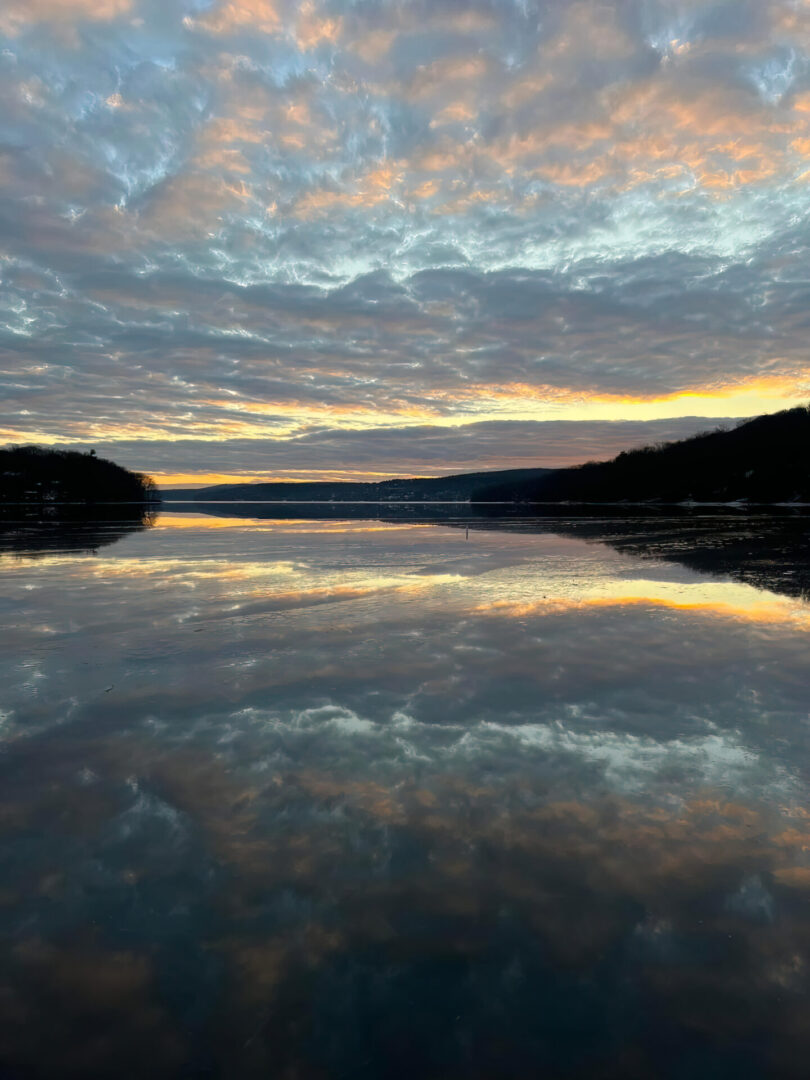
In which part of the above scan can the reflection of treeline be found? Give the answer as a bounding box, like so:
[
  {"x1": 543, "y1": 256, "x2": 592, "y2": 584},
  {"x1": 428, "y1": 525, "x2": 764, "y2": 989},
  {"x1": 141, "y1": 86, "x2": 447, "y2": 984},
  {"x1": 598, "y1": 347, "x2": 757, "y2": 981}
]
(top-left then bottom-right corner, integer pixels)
[
  {"x1": 0, "y1": 446, "x2": 159, "y2": 504},
  {"x1": 163, "y1": 467, "x2": 553, "y2": 503},
  {"x1": 474, "y1": 406, "x2": 810, "y2": 504},
  {"x1": 0, "y1": 506, "x2": 157, "y2": 559},
  {"x1": 455, "y1": 513, "x2": 810, "y2": 603},
  {"x1": 168, "y1": 502, "x2": 810, "y2": 602}
]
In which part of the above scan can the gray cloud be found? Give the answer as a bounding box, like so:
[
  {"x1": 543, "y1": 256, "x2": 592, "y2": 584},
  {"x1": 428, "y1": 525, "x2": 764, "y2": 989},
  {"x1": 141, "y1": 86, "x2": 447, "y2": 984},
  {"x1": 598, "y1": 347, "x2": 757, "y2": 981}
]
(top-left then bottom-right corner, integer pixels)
[
  {"x1": 70, "y1": 416, "x2": 736, "y2": 482},
  {"x1": 1, "y1": 0, "x2": 809, "y2": 477}
]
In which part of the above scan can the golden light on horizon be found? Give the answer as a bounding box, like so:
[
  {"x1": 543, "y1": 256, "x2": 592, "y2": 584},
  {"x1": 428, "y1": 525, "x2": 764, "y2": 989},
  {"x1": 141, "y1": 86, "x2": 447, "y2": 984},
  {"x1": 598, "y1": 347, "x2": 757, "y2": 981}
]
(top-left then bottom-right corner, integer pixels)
[{"x1": 4, "y1": 372, "x2": 807, "y2": 487}]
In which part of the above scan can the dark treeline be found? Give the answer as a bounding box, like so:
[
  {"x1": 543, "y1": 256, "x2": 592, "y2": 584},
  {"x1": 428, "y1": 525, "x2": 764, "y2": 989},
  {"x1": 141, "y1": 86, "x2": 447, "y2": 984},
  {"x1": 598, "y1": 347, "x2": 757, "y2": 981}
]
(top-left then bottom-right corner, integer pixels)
[
  {"x1": 163, "y1": 467, "x2": 553, "y2": 503},
  {"x1": 474, "y1": 406, "x2": 810, "y2": 504},
  {"x1": 0, "y1": 446, "x2": 159, "y2": 504}
]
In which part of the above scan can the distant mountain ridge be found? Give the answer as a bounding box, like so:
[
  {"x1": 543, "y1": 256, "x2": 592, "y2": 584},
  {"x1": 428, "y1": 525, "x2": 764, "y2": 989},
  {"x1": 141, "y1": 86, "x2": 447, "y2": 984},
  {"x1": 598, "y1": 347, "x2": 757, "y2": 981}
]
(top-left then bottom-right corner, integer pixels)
[
  {"x1": 163, "y1": 406, "x2": 809, "y2": 506},
  {"x1": 473, "y1": 406, "x2": 810, "y2": 504},
  {"x1": 162, "y1": 468, "x2": 554, "y2": 502}
]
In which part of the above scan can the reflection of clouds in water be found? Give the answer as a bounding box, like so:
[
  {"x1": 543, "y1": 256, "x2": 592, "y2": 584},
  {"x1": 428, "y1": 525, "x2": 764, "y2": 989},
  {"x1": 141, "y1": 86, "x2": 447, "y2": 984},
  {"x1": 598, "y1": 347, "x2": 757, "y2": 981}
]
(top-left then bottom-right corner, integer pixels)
[
  {"x1": 726, "y1": 875, "x2": 775, "y2": 924},
  {"x1": 5, "y1": 729, "x2": 810, "y2": 1075},
  {"x1": 0, "y1": 522, "x2": 809, "y2": 811},
  {"x1": 0, "y1": 940, "x2": 186, "y2": 1077},
  {"x1": 467, "y1": 722, "x2": 787, "y2": 798},
  {"x1": 213, "y1": 702, "x2": 797, "y2": 806},
  {"x1": 1, "y1": 519, "x2": 810, "y2": 1074}
]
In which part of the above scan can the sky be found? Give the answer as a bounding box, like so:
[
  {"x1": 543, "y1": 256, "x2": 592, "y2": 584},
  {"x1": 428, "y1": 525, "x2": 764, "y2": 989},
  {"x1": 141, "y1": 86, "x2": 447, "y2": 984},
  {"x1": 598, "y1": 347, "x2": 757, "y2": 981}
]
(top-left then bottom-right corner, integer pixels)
[{"x1": 1, "y1": 0, "x2": 809, "y2": 487}]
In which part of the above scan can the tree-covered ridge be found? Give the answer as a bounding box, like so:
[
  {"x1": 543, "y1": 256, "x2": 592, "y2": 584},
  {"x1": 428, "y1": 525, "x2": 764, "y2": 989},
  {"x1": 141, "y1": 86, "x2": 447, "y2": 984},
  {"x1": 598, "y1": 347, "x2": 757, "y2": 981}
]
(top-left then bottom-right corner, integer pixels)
[
  {"x1": 474, "y1": 406, "x2": 810, "y2": 504},
  {"x1": 0, "y1": 446, "x2": 158, "y2": 504},
  {"x1": 162, "y1": 468, "x2": 553, "y2": 502}
]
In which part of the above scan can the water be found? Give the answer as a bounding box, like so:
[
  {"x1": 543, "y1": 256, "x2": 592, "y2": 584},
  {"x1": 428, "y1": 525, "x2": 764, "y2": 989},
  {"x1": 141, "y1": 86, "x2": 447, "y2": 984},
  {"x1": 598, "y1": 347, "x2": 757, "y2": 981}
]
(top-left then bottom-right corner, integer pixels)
[{"x1": 1, "y1": 508, "x2": 809, "y2": 1078}]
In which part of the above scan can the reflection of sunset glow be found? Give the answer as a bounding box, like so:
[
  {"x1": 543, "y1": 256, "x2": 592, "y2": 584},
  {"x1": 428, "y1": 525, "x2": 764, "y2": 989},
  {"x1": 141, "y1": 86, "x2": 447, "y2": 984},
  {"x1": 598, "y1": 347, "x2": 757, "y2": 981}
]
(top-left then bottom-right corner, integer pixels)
[
  {"x1": 154, "y1": 514, "x2": 431, "y2": 533},
  {"x1": 155, "y1": 514, "x2": 281, "y2": 529},
  {"x1": 3, "y1": 511, "x2": 810, "y2": 1076},
  {"x1": 0, "y1": 540, "x2": 463, "y2": 602},
  {"x1": 8, "y1": 515, "x2": 807, "y2": 631},
  {"x1": 477, "y1": 577, "x2": 810, "y2": 629}
]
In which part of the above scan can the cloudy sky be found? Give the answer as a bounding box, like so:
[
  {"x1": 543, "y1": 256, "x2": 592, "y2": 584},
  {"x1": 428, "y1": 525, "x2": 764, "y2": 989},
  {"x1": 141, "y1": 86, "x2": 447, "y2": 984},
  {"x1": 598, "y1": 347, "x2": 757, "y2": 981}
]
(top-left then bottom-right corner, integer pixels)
[{"x1": 1, "y1": 0, "x2": 809, "y2": 486}]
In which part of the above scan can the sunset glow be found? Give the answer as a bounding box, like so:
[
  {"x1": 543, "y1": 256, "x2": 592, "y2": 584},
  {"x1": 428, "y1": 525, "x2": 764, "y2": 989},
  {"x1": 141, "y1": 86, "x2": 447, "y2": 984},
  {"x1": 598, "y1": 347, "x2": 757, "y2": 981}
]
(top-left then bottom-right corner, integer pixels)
[{"x1": 2, "y1": 1, "x2": 810, "y2": 482}]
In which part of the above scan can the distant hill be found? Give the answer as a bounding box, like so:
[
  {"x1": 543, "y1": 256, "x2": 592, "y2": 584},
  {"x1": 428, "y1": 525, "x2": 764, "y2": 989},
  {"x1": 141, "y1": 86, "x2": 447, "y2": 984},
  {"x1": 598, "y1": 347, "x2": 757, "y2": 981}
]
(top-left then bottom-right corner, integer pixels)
[
  {"x1": 0, "y1": 446, "x2": 159, "y2": 504},
  {"x1": 162, "y1": 468, "x2": 554, "y2": 502},
  {"x1": 473, "y1": 406, "x2": 810, "y2": 504}
]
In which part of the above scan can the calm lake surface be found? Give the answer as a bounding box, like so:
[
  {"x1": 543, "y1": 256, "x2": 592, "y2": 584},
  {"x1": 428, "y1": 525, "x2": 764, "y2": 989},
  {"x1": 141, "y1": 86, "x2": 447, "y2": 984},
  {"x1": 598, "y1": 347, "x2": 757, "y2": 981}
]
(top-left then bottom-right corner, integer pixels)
[{"x1": 1, "y1": 508, "x2": 810, "y2": 1078}]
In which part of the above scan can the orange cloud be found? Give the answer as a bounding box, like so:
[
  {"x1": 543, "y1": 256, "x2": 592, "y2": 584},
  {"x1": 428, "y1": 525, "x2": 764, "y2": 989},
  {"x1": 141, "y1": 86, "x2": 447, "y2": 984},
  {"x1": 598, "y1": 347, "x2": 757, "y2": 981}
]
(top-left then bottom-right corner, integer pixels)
[
  {"x1": 542, "y1": 1, "x2": 636, "y2": 61},
  {"x1": 421, "y1": 68, "x2": 808, "y2": 199},
  {"x1": 500, "y1": 73, "x2": 554, "y2": 109},
  {"x1": 295, "y1": 0, "x2": 342, "y2": 50},
  {"x1": 142, "y1": 172, "x2": 253, "y2": 236},
  {"x1": 430, "y1": 102, "x2": 478, "y2": 127},
  {"x1": 348, "y1": 5, "x2": 493, "y2": 67},
  {"x1": 408, "y1": 178, "x2": 440, "y2": 200},
  {"x1": 0, "y1": 0, "x2": 131, "y2": 33},
  {"x1": 349, "y1": 28, "x2": 398, "y2": 63},
  {"x1": 5, "y1": 371, "x2": 808, "y2": 456},
  {"x1": 293, "y1": 162, "x2": 405, "y2": 217},
  {"x1": 189, "y1": 0, "x2": 281, "y2": 36}
]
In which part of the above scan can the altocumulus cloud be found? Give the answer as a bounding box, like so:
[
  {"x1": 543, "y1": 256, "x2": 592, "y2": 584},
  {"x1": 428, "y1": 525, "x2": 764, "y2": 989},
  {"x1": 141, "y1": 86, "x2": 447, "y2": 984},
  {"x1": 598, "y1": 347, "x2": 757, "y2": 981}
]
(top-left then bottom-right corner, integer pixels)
[{"x1": 1, "y1": 0, "x2": 809, "y2": 483}]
